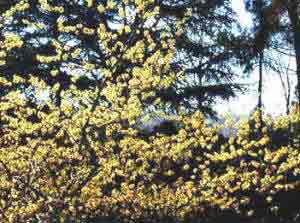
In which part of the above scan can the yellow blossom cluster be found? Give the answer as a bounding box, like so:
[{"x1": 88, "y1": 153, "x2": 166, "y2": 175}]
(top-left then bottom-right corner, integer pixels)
[
  {"x1": 38, "y1": 0, "x2": 64, "y2": 13},
  {"x1": 1, "y1": 0, "x2": 300, "y2": 222},
  {"x1": 2, "y1": 98, "x2": 300, "y2": 222},
  {"x1": 0, "y1": 32, "x2": 24, "y2": 65},
  {"x1": 57, "y1": 17, "x2": 96, "y2": 35},
  {"x1": 2, "y1": 0, "x2": 30, "y2": 20},
  {"x1": 36, "y1": 40, "x2": 63, "y2": 63}
]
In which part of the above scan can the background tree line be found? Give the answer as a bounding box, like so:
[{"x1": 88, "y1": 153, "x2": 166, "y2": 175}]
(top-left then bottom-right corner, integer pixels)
[{"x1": 0, "y1": 0, "x2": 299, "y2": 117}]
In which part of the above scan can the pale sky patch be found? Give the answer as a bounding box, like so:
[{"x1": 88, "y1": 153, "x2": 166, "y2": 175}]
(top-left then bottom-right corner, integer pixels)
[
  {"x1": 216, "y1": 0, "x2": 297, "y2": 117},
  {"x1": 231, "y1": 0, "x2": 252, "y2": 27}
]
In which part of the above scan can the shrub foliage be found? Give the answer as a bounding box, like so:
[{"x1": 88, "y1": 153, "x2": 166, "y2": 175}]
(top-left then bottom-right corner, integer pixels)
[{"x1": 0, "y1": 1, "x2": 300, "y2": 223}]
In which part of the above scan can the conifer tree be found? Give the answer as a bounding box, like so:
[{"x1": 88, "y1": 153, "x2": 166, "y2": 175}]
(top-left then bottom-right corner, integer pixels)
[{"x1": 156, "y1": 0, "x2": 245, "y2": 116}]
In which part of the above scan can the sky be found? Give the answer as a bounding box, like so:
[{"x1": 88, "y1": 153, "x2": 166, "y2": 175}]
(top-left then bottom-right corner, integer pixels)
[{"x1": 215, "y1": 0, "x2": 297, "y2": 117}]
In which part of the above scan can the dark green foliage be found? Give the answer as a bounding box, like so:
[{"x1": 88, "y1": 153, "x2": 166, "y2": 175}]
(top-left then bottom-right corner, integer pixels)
[{"x1": 157, "y1": 0, "x2": 245, "y2": 117}]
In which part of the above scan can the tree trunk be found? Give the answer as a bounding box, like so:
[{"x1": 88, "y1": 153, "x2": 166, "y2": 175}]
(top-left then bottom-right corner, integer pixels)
[
  {"x1": 286, "y1": 70, "x2": 291, "y2": 115},
  {"x1": 256, "y1": 51, "x2": 264, "y2": 131},
  {"x1": 287, "y1": 2, "x2": 300, "y2": 146},
  {"x1": 258, "y1": 51, "x2": 263, "y2": 111},
  {"x1": 294, "y1": 26, "x2": 300, "y2": 105},
  {"x1": 295, "y1": 30, "x2": 300, "y2": 106},
  {"x1": 287, "y1": 3, "x2": 300, "y2": 105}
]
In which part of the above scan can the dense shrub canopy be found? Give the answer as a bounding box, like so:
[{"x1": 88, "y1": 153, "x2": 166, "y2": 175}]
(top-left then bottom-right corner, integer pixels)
[{"x1": 0, "y1": 1, "x2": 300, "y2": 223}]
